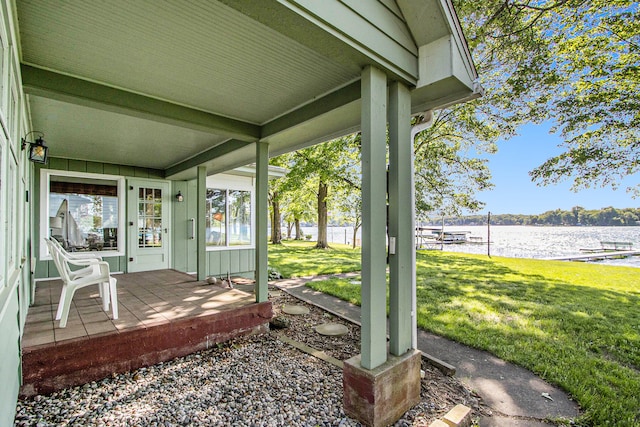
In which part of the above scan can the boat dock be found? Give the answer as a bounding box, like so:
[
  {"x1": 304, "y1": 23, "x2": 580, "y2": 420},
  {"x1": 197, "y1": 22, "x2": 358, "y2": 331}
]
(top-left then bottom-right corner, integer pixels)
[{"x1": 546, "y1": 250, "x2": 640, "y2": 262}]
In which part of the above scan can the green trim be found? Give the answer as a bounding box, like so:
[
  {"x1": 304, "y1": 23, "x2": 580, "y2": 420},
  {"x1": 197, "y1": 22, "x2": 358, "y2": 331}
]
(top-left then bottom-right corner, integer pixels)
[
  {"x1": 21, "y1": 65, "x2": 260, "y2": 141},
  {"x1": 196, "y1": 167, "x2": 207, "y2": 281},
  {"x1": 254, "y1": 142, "x2": 269, "y2": 303},
  {"x1": 164, "y1": 139, "x2": 248, "y2": 178},
  {"x1": 262, "y1": 81, "x2": 360, "y2": 138},
  {"x1": 360, "y1": 66, "x2": 388, "y2": 370},
  {"x1": 388, "y1": 81, "x2": 413, "y2": 356}
]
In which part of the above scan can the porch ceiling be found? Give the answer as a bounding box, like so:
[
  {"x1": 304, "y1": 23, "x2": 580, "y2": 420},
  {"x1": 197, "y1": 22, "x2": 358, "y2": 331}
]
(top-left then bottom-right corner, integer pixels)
[
  {"x1": 17, "y1": 0, "x2": 363, "y2": 173},
  {"x1": 16, "y1": 0, "x2": 476, "y2": 178}
]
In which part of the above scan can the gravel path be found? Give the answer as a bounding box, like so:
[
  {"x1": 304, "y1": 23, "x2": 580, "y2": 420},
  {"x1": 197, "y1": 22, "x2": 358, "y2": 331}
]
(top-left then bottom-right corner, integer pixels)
[{"x1": 15, "y1": 288, "x2": 490, "y2": 426}]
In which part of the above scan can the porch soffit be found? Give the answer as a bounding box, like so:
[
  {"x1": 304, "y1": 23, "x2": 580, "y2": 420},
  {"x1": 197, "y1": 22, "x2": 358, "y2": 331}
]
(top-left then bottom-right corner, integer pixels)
[
  {"x1": 18, "y1": 0, "x2": 360, "y2": 125},
  {"x1": 16, "y1": 0, "x2": 478, "y2": 178}
]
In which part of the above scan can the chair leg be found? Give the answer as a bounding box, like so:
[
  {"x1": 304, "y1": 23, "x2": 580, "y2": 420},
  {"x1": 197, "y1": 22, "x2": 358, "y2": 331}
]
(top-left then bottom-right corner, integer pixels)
[
  {"x1": 109, "y1": 277, "x2": 118, "y2": 320},
  {"x1": 55, "y1": 284, "x2": 68, "y2": 320},
  {"x1": 58, "y1": 286, "x2": 78, "y2": 328},
  {"x1": 101, "y1": 282, "x2": 110, "y2": 312}
]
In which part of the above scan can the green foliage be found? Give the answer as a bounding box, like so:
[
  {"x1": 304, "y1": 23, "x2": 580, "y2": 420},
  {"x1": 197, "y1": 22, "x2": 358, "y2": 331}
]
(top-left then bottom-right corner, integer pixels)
[
  {"x1": 307, "y1": 251, "x2": 640, "y2": 426},
  {"x1": 272, "y1": 135, "x2": 362, "y2": 247},
  {"x1": 454, "y1": 0, "x2": 640, "y2": 194},
  {"x1": 413, "y1": 110, "x2": 496, "y2": 218}
]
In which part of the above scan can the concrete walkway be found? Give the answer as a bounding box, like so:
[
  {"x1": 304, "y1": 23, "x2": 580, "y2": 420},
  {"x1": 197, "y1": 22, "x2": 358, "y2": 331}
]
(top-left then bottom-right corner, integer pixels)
[{"x1": 275, "y1": 275, "x2": 581, "y2": 427}]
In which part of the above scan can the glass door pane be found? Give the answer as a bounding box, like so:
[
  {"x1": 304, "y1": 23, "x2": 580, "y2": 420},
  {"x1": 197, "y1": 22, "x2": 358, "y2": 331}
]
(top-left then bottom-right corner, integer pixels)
[{"x1": 138, "y1": 187, "x2": 163, "y2": 248}]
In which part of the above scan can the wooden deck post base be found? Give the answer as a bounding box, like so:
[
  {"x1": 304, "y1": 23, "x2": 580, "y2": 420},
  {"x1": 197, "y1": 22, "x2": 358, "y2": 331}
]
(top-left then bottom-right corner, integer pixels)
[{"x1": 343, "y1": 349, "x2": 421, "y2": 427}]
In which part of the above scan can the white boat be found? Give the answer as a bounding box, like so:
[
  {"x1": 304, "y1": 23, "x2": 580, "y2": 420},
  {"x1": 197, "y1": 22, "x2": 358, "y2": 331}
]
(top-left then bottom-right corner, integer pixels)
[{"x1": 436, "y1": 231, "x2": 470, "y2": 244}]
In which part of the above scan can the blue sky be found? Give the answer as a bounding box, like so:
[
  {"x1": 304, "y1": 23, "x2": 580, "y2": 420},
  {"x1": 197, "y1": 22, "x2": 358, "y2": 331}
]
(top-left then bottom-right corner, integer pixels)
[{"x1": 474, "y1": 122, "x2": 638, "y2": 215}]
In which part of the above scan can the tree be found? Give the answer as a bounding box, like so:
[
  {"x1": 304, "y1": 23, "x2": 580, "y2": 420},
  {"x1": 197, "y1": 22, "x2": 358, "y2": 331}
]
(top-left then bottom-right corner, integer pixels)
[
  {"x1": 282, "y1": 135, "x2": 360, "y2": 249},
  {"x1": 332, "y1": 181, "x2": 362, "y2": 248},
  {"x1": 281, "y1": 185, "x2": 314, "y2": 240},
  {"x1": 268, "y1": 188, "x2": 282, "y2": 244},
  {"x1": 454, "y1": 0, "x2": 639, "y2": 195},
  {"x1": 413, "y1": 111, "x2": 496, "y2": 219},
  {"x1": 268, "y1": 155, "x2": 291, "y2": 244}
]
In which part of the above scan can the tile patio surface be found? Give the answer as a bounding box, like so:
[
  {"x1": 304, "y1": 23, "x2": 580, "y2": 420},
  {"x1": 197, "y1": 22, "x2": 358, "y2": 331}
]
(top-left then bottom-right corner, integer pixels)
[{"x1": 23, "y1": 269, "x2": 256, "y2": 347}]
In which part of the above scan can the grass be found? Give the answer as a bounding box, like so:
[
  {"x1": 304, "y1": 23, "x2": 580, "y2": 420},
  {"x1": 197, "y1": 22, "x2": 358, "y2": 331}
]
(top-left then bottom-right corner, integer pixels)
[
  {"x1": 268, "y1": 240, "x2": 361, "y2": 278},
  {"x1": 270, "y1": 243, "x2": 640, "y2": 426}
]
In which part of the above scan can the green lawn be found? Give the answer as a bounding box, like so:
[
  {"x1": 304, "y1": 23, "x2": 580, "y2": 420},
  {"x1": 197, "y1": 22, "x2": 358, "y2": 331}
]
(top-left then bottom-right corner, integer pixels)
[
  {"x1": 268, "y1": 240, "x2": 361, "y2": 278},
  {"x1": 270, "y1": 243, "x2": 640, "y2": 426}
]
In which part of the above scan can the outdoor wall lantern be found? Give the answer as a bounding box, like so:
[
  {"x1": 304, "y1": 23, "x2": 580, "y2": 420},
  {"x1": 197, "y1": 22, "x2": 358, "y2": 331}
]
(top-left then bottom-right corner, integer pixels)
[
  {"x1": 21, "y1": 131, "x2": 49, "y2": 164},
  {"x1": 175, "y1": 191, "x2": 184, "y2": 202}
]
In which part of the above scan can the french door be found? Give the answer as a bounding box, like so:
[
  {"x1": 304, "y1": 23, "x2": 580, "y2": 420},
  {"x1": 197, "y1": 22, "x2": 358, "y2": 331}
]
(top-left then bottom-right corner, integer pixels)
[{"x1": 127, "y1": 179, "x2": 170, "y2": 272}]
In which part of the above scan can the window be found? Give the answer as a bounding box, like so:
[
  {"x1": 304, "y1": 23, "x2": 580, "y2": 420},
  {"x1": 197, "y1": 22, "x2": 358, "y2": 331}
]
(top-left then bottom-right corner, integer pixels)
[
  {"x1": 228, "y1": 190, "x2": 251, "y2": 246},
  {"x1": 7, "y1": 158, "x2": 15, "y2": 269},
  {"x1": 205, "y1": 188, "x2": 252, "y2": 248},
  {"x1": 40, "y1": 170, "x2": 125, "y2": 259},
  {"x1": 206, "y1": 189, "x2": 225, "y2": 246},
  {"x1": 138, "y1": 187, "x2": 163, "y2": 248}
]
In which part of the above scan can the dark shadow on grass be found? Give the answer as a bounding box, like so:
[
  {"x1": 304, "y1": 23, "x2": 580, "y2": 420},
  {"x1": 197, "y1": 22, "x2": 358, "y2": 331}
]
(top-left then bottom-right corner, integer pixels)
[{"x1": 306, "y1": 250, "x2": 640, "y2": 425}]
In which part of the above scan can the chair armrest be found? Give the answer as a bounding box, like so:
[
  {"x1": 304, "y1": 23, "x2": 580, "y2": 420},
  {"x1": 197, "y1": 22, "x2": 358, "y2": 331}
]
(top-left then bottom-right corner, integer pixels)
[
  {"x1": 66, "y1": 252, "x2": 103, "y2": 261},
  {"x1": 64, "y1": 257, "x2": 102, "y2": 267}
]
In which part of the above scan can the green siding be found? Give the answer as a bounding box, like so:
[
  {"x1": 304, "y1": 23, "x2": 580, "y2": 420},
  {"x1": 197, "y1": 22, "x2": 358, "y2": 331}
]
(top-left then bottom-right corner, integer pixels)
[
  {"x1": 36, "y1": 158, "x2": 257, "y2": 279},
  {"x1": 48, "y1": 157, "x2": 68, "y2": 170},
  {"x1": 134, "y1": 167, "x2": 149, "y2": 177},
  {"x1": 186, "y1": 181, "x2": 198, "y2": 272},
  {"x1": 205, "y1": 249, "x2": 255, "y2": 277},
  {"x1": 86, "y1": 161, "x2": 104, "y2": 174},
  {"x1": 0, "y1": 290, "x2": 21, "y2": 427},
  {"x1": 102, "y1": 163, "x2": 120, "y2": 175},
  {"x1": 290, "y1": 0, "x2": 417, "y2": 80},
  {"x1": 68, "y1": 159, "x2": 87, "y2": 172},
  {"x1": 34, "y1": 158, "x2": 162, "y2": 278},
  {"x1": 118, "y1": 165, "x2": 135, "y2": 177},
  {"x1": 148, "y1": 168, "x2": 164, "y2": 179}
]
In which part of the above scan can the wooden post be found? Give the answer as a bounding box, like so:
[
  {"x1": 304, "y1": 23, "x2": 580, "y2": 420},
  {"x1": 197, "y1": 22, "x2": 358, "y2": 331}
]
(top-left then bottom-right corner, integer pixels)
[
  {"x1": 255, "y1": 141, "x2": 269, "y2": 303},
  {"x1": 487, "y1": 211, "x2": 491, "y2": 258},
  {"x1": 388, "y1": 80, "x2": 413, "y2": 356},
  {"x1": 196, "y1": 166, "x2": 207, "y2": 281},
  {"x1": 360, "y1": 65, "x2": 388, "y2": 370}
]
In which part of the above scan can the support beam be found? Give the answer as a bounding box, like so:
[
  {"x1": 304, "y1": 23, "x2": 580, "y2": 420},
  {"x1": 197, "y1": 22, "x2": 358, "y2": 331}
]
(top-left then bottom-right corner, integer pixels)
[
  {"x1": 254, "y1": 142, "x2": 269, "y2": 303},
  {"x1": 261, "y1": 81, "x2": 360, "y2": 138},
  {"x1": 165, "y1": 139, "x2": 249, "y2": 178},
  {"x1": 21, "y1": 65, "x2": 260, "y2": 141},
  {"x1": 360, "y1": 65, "x2": 388, "y2": 370},
  {"x1": 388, "y1": 81, "x2": 414, "y2": 356},
  {"x1": 196, "y1": 166, "x2": 207, "y2": 281}
]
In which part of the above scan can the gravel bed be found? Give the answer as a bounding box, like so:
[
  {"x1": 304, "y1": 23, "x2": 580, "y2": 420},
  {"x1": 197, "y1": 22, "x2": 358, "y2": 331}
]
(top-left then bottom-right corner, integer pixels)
[{"x1": 14, "y1": 286, "x2": 490, "y2": 426}]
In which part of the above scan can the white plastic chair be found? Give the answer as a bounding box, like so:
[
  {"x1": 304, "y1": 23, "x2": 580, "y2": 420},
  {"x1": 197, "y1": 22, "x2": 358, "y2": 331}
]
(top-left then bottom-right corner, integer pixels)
[
  {"x1": 45, "y1": 239, "x2": 118, "y2": 328},
  {"x1": 49, "y1": 236, "x2": 103, "y2": 262},
  {"x1": 47, "y1": 237, "x2": 99, "y2": 281}
]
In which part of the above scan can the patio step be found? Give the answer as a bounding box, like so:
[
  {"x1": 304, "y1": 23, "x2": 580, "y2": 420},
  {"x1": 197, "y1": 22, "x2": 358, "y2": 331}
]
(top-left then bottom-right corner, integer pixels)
[{"x1": 21, "y1": 301, "x2": 272, "y2": 397}]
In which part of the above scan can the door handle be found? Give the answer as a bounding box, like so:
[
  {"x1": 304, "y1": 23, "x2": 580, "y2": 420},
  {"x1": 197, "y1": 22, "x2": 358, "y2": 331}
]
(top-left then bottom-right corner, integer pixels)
[{"x1": 189, "y1": 218, "x2": 196, "y2": 240}]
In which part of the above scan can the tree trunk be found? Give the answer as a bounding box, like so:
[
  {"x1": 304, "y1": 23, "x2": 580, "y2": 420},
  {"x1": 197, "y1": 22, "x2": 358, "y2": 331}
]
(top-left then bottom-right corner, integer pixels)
[
  {"x1": 270, "y1": 192, "x2": 282, "y2": 244},
  {"x1": 286, "y1": 221, "x2": 293, "y2": 239},
  {"x1": 294, "y1": 218, "x2": 302, "y2": 240},
  {"x1": 352, "y1": 223, "x2": 361, "y2": 249},
  {"x1": 316, "y1": 181, "x2": 329, "y2": 248}
]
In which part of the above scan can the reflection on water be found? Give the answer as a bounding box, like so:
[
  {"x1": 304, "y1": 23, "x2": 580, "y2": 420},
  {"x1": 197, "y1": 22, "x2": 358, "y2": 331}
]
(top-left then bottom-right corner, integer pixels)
[{"x1": 300, "y1": 226, "x2": 640, "y2": 268}]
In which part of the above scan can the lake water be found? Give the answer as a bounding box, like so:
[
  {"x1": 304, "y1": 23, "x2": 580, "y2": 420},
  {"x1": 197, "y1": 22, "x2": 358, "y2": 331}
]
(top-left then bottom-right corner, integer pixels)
[{"x1": 296, "y1": 225, "x2": 640, "y2": 268}]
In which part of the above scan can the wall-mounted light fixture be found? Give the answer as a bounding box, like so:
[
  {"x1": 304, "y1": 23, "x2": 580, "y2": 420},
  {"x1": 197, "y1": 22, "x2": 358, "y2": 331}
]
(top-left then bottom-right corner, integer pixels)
[
  {"x1": 21, "y1": 131, "x2": 49, "y2": 164},
  {"x1": 175, "y1": 191, "x2": 184, "y2": 202}
]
